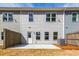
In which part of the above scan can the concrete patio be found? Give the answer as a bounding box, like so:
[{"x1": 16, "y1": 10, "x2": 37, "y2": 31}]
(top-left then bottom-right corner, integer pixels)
[{"x1": 9, "y1": 44, "x2": 61, "y2": 49}]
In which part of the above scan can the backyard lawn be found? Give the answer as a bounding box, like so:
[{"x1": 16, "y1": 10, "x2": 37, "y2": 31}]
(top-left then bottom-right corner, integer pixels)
[
  {"x1": 0, "y1": 44, "x2": 79, "y2": 56},
  {"x1": 0, "y1": 49, "x2": 79, "y2": 56}
]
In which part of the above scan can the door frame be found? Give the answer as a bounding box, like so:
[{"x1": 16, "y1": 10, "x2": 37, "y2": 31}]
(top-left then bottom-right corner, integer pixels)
[{"x1": 27, "y1": 32, "x2": 33, "y2": 44}]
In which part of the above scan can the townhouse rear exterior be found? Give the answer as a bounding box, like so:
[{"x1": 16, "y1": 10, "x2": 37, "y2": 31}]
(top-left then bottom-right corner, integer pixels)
[{"x1": 0, "y1": 7, "x2": 79, "y2": 47}]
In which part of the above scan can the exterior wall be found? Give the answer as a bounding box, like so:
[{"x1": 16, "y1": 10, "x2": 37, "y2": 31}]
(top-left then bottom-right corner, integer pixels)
[
  {"x1": 0, "y1": 12, "x2": 20, "y2": 41},
  {"x1": 0, "y1": 7, "x2": 79, "y2": 46},
  {"x1": 20, "y1": 12, "x2": 64, "y2": 44},
  {"x1": 64, "y1": 12, "x2": 79, "y2": 34},
  {"x1": 2, "y1": 13, "x2": 20, "y2": 32}
]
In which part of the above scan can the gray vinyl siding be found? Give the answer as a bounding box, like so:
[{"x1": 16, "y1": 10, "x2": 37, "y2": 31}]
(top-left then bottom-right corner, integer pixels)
[
  {"x1": 0, "y1": 7, "x2": 79, "y2": 44},
  {"x1": 20, "y1": 12, "x2": 64, "y2": 44},
  {"x1": 0, "y1": 12, "x2": 20, "y2": 40},
  {"x1": 64, "y1": 12, "x2": 79, "y2": 34},
  {"x1": 2, "y1": 12, "x2": 20, "y2": 32}
]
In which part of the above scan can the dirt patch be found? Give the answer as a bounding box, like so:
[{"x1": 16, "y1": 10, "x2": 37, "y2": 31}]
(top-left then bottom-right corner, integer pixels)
[
  {"x1": 0, "y1": 45, "x2": 3, "y2": 49},
  {"x1": 0, "y1": 49, "x2": 79, "y2": 56}
]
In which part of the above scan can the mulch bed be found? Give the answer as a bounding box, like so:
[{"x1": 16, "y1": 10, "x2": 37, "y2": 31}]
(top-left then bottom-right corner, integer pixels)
[{"x1": 56, "y1": 44, "x2": 79, "y2": 50}]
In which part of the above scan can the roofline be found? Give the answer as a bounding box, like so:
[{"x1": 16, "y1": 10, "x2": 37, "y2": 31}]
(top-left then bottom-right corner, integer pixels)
[{"x1": 0, "y1": 7, "x2": 79, "y2": 11}]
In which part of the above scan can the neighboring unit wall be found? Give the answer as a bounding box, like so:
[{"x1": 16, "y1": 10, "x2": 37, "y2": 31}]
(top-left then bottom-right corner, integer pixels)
[
  {"x1": 66, "y1": 33, "x2": 79, "y2": 46},
  {"x1": 64, "y1": 12, "x2": 79, "y2": 34},
  {"x1": 3, "y1": 29, "x2": 21, "y2": 48},
  {"x1": 20, "y1": 12, "x2": 64, "y2": 44}
]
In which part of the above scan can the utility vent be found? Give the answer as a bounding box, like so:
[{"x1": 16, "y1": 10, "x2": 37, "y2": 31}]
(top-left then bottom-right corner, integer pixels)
[{"x1": 57, "y1": 39, "x2": 66, "y2": 45}]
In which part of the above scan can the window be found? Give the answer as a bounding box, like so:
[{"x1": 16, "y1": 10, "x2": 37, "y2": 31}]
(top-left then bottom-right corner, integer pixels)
[
  {"x1": 29, "y1": 13, "x2": 33, "y2": 22},
  {"x1": 53, "y1": 32, "x2": 58, "y2": 40},
  {"x1": 36, "y1": 32, "x2": 40, "y2": 40},
  {"x1": 72, "y1": 13, "x2": 77, "y2": 22},
  {"x1": 51, "y1": 14, "x2": 56, "y2": 22},
  {"x1": 3, "y1": 13, "x2": 7, "y2": 22},
  {"x1": 3, "y1": 13, "x2": 13, "y2": 22},
  {"x1": 46, "y1": 13, "x2": 50, "y2": 22},
  {"x1": 45, "y1": 32, "x2": 49, "y2": 40},
  {"x1": 46, "y1": 13, "x2": 56, "y2": 22},
  {"x1": 8, "y1": 13, "x2": 13, "y2": 21},
  {"x1": 28, "y1": 32, "x2": 31, "y2": 38},
  {"x1": 1, "y1": 32, "x2": 4, "y2": 40}
]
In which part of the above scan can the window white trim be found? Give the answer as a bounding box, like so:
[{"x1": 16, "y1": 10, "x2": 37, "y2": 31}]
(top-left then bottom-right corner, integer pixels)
[{"x1": 77, "y1": 13, "x2": 79, "y2": 22}]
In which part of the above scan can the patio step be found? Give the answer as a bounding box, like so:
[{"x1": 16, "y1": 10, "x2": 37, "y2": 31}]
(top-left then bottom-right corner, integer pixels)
[{"x1": 9, "y1": 44, "x2": 61, "y2": 49}]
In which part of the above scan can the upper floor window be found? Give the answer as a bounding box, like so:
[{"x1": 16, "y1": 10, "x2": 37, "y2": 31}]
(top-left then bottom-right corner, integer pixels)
[
  {"x1": 29, "y1": 13, "x2": 33, "y2": 22},
  {"x1": 3, "y1": 13, "x2": 13, "y2": 22},
  {"x1": 51, "y1": 14, "x2": 56, "y2": 22},
  {"x1": 46, "y1": 13, "x2": 50, "y2": 22},
  {"x1": 46, "y1": 13, "x2": 56, "y2": 22},
  {"x1": 72, "y1": 13, "x2": 77, "y2": 22}
]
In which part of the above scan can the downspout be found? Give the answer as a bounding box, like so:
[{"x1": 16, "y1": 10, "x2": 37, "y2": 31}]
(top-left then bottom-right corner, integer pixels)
[
  {"x1": 19, "y1": 9, "x2": 22, "y2": 44},
  {"x1": 63, "y1": 7, "x2": 67, "y2": 39}
]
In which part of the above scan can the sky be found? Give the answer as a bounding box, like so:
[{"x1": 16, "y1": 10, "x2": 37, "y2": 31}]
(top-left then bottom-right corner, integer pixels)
[{"x1": 0, "y1": 3, "x2": 79, "y2": 7}]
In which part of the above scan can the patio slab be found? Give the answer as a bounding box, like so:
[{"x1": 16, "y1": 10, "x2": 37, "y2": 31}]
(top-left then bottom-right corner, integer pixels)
[{"x1": 9, "y1": 44, "x2": 61, "y2": 49}]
